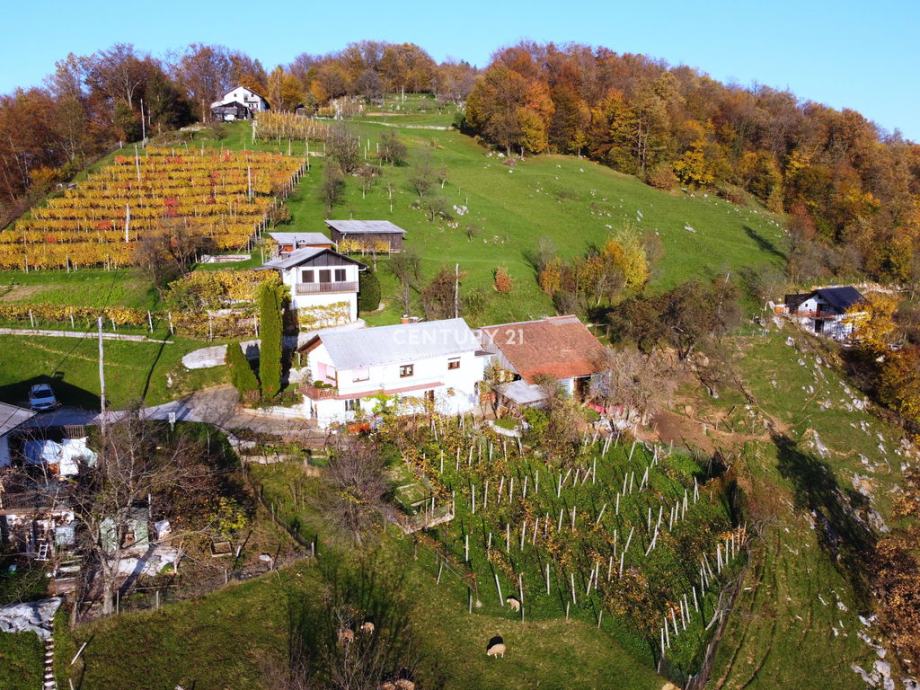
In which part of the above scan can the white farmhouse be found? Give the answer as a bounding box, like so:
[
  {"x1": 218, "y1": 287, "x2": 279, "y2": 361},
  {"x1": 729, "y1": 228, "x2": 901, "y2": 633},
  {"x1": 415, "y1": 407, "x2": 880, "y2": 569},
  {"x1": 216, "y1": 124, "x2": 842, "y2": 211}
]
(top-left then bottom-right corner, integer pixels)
[
  {"x1": 783, "y1": 286, "x2": 865, "y2": 340},
  {"x1": 299, "y1": 318, "x2": 487, "y2": 427},
  {"x1": 259, "y1": 247, "x2": 366, "y2": 326},
  {"x1": 210, "y1": 86, "x2": 269, "y2": 121}
]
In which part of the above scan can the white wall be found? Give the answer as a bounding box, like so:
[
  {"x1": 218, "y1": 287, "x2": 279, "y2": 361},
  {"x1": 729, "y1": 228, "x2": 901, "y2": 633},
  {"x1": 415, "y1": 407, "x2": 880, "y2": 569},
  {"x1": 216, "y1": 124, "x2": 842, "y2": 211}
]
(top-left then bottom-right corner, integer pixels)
[
  {"x1": 303, "y1": 342, "x2": 485, "y2": 427},
  {"x1": 280, "y1": 264, "x2": 360, "y2": 321},
  {"x1": 796, "y1": 297, "x2": 820, "y2": 314}
]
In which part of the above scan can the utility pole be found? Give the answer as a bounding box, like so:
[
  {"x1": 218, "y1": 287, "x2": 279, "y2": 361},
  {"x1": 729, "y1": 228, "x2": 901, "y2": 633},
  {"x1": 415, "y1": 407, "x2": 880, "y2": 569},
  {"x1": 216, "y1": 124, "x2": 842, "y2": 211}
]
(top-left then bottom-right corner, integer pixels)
[
  {"x1": 98, "y1": 317, "x2": 106, "y2": 437},
  {"x1": 140, "y1": 99, "x2": 147, "y2": 144},
  {"x1": 454, "y1": 263, "x2": 460, "y2": 319}
]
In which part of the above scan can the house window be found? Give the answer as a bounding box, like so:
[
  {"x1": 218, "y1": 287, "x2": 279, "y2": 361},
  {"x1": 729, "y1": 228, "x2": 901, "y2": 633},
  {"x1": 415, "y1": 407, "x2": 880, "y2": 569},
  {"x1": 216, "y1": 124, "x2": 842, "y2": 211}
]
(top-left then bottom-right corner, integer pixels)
[
  {"x1": 345, "y1": 398, "x2": 360, "y2": 412},
  {"x1": 334, "y1": 268, "x2": 347, "y2": 282},
  {"x1": 301, "y1": 269, "x2": 314, "y2": 283},
  {"x1": 319, "y1": 269, "x2": 331, "y2": 283},
  {"x1": 400, "y1": 364, "x2": 414, "y2": 378},
  {"x1": 447, "y1": 358, "x2": 460, "y2": 370}
]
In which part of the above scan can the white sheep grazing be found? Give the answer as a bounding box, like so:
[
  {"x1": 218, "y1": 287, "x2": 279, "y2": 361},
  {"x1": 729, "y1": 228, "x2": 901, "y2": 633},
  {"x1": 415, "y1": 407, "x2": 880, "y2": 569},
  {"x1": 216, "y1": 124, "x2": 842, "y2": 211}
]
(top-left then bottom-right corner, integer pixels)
[
  {"x1": 505, "y1": 596, "x2": 521, "y2": 612},
  {"x1": 487, "y1": 643, "x2": 506, "y2": 658},
  {"x1": 360, "y1": 621, "x2": 375, "y2": 635},
  {"x1": 337, "y1": 628, "x2": 354, "y2": 645}
]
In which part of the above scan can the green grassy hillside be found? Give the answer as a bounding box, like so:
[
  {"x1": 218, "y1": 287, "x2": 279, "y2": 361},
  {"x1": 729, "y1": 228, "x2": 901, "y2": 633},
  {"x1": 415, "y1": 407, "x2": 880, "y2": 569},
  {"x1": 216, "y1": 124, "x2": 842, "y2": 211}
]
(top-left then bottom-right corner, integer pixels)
[{"x1": 217, "y1": 111, "x2": 787, "y2": 325}]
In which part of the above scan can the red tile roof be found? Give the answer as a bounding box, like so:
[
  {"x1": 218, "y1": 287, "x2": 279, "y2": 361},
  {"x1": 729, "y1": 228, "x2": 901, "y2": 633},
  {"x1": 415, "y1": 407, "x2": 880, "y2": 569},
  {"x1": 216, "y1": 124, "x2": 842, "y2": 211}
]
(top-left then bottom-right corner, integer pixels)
[{"x1": 479, "y1": 315, "x2": 607, "y2": 382}]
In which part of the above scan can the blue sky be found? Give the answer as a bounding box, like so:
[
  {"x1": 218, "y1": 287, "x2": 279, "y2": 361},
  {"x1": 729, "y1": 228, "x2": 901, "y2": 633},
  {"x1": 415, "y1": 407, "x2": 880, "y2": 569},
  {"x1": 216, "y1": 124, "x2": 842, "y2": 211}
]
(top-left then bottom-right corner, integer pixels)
[{"x1": 2, "y1": 0, "x2": 918, "y2": 140}]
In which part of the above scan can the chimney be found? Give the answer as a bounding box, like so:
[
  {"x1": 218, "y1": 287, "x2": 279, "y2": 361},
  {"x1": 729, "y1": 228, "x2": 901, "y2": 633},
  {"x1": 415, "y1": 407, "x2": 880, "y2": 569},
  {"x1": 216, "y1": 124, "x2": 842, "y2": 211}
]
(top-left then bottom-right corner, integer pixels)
[{"x1": 401, "y1": 314, "x2": 410, "y2": 324}]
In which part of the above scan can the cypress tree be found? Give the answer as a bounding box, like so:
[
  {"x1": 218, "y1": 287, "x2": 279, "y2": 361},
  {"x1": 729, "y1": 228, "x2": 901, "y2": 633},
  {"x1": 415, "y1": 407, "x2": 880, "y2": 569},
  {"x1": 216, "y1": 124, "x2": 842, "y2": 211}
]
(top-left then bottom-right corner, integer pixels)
[
  {"x1": 358, "y1": 269, "x2": 381, "y2": 313},
  {"x1": 258, "y1": 282, "x2": 283, "y2": 399},
  {"x1": 226, "y1": 341, "x2": 259, "y2": 401}
]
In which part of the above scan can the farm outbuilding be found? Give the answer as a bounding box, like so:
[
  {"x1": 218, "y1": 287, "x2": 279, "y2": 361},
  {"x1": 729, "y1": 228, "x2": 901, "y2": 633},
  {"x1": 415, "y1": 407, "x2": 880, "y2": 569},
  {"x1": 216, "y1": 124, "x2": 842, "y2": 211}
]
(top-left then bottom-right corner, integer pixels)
[
  {"x1": 210, "y1": 100, "x2": 252, "y2": 122},
  {"x1": 325, "y1": 220, "x2": 406, "y2": 254},
  {"x1": 0, "y1": 402, "x2": 36, "y2": 469},
  {"x1": 267, "y1": 232, "x2": 334, "y2": 257}
]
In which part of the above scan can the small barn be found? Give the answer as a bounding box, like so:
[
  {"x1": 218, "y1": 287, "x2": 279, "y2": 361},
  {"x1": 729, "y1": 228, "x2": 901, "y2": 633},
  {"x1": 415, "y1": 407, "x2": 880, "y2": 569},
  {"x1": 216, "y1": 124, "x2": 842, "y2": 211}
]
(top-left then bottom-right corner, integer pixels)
[
  {"x1": 325, "y1": 220, "x2": 406, "y2": 254},
  {"x1": 210, "y1": 100, "x2": 251, "y2": 122}
]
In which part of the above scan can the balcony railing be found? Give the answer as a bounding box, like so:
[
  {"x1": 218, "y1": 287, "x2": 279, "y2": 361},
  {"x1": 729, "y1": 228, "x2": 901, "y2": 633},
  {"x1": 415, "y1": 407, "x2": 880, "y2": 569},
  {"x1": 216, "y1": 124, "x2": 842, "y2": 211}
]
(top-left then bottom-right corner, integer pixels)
[
  {"x1": 302, "y1": 382, "x2": 338, "y2": 400},
  {"x1": 295, "y1": 281, "x2": 358, "y2": 295},
  {"x1": 794, "y1": 309, "x2": 842, "y2": 319}
]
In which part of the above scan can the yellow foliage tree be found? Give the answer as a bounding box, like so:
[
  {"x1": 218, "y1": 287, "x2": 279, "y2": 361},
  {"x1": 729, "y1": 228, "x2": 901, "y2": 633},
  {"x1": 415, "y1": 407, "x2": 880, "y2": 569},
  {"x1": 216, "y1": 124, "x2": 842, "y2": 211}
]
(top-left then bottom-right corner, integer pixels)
[
  {"x1": 672, "y1": 138, "x2": 715, "y2": 187},
  {"x1": 603, "y1": 229, "x2": 649, "y2": 291},
  {"x1": 879, "y1": 348, "x2": 920, "y2": 425},
  {"x1": 846, "y1": 293, "x2": 899, "y2": 353}
]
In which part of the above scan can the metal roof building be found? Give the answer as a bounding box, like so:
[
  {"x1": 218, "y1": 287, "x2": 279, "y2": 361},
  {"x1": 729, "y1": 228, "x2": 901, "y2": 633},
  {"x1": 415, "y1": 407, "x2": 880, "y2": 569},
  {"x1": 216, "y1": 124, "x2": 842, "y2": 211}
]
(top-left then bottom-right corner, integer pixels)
[
  {"x1": 325, "y1": 220, "x2": 407, "y2": 253},
  {"x1": 305, "y1": 318, "x2": 480, "y2": 370}
]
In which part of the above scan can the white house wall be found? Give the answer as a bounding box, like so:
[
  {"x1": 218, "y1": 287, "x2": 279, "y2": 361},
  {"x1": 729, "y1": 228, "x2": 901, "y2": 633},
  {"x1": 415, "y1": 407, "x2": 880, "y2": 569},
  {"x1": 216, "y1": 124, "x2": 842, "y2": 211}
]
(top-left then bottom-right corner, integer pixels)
[
  {"x1": 280, "y1": 264, "x2": 360, "y2": 322},
  {"x1": 304, "y1": 346, "x2": 485, "y2": 427}
]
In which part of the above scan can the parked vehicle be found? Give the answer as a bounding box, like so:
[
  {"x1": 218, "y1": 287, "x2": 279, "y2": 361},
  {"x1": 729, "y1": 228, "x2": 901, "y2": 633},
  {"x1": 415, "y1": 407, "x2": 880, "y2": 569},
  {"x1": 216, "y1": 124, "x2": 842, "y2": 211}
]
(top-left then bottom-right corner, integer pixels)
[{"x1": 28, "y1": 383, "x2": 58, "y2": 411}]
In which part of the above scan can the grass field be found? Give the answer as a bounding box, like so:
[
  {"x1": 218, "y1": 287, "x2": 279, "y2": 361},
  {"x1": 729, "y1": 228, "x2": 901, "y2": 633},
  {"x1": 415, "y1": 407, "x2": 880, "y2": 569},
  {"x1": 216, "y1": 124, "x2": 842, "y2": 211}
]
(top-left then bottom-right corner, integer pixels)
[
  {"x1": 204, "y1": 101, "x2": 788, "y2": 326},
  {"x1": 709, "y1": 442, "x2": 876, "y2": 690},
  {"x1": 0, "y1": 333, "x2": 225, "y2": 408},
  {"x1": 698, "y1": 321, "x2": 917, "y2": 688},
  {"x1": 0, "y1": 267, "x2": 158, "y2": 310},
  {"x1": 0, "y1": 632, "x2": 42, "y2": 690}
]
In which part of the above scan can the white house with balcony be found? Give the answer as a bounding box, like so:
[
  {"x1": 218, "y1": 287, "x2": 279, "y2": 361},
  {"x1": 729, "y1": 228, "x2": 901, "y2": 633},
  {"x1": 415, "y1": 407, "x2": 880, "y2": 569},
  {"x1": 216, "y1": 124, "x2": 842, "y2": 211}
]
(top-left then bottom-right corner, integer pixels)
[
  {"x1": 298, "y1": 318, "x2": 487, "y2": 427},
  {"x1": 259, "y1": 247, "x2": 365, "y2": 325},
  {"x1": 782, "y1": 286, "x2": 865, "y2": 340}
]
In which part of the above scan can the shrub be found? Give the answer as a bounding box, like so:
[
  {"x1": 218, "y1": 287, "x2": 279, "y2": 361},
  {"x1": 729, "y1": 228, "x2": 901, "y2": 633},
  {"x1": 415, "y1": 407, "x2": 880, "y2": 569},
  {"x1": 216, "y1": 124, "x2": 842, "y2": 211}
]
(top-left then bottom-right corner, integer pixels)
[
  {"x1": 646, "y1": 162, "x2": 678, "y2": 190},
  {"x1": 258, "y1": 283, "x2": 284, "y2": 399},
  {"x1": 358, "y1": 269, "x2": 381, "y2": 313},
  {"x1": 493, "y1": 266, "x2": 513, "y2": 293},
  {"x1": 226, "y1": 341, "x2": 260, "y2": 401}
]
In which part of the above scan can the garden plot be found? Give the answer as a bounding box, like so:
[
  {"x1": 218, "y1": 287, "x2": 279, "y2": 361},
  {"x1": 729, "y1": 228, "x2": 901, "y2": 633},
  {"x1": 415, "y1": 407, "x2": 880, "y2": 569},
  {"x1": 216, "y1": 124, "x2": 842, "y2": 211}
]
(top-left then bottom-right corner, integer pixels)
[{"x1": 397, "y1": 421, "x2": 746, "y2": 681}]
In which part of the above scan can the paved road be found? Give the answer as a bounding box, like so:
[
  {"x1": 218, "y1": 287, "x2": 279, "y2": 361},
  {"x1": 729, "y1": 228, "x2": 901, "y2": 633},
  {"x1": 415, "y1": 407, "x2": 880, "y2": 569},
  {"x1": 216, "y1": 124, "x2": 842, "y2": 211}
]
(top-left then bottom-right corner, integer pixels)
[
  {"x1": 0, "y1": 327, "x2": 170, "y2": 343},
  {"x1": 22, "y1": 385, "x2": 322, "y2": 440}
]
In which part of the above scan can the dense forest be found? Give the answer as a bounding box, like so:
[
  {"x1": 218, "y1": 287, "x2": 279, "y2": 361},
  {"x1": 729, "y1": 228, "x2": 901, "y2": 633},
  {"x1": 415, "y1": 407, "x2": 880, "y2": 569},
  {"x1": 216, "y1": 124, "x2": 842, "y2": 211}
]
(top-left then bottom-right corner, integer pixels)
[
  {"x1": 1, "y1": 40, "x2": 918, "y2": 289},
  {"x1": 462, "y1": 44, "x2": 920, "y2": 287}
]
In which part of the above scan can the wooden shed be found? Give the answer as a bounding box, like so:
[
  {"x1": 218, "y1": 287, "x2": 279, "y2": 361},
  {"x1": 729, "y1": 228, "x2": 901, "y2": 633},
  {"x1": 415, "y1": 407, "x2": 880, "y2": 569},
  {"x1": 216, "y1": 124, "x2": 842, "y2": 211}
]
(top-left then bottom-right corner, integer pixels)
[{"x1": 325, "y1": 220, "x2": 406, "y2": 254}]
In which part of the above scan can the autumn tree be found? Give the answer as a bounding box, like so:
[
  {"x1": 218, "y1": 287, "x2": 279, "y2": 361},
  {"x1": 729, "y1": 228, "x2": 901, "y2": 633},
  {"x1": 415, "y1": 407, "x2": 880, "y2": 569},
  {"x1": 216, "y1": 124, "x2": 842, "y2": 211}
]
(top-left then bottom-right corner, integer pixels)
[
  {"x1": 409, "y1": 152, "x2": 435, "y2": 197},
  {"x1": 320, "y1": 438, "x2": 390, "y2": 545},
  {"x1": 389, "y1": 249, "x2": 422, "y2": 316},
  {"x1": 65, "y1": 411, "x2": 214, "y2": 616},
  {"x1": 174, "y1": 44, "x2": 234, "y2": 120},
  {"x1": 326, "y1": 124, "x2": 361, "y2": 173},
  {"x1": 321, "y1": 161, "x2": 346, "y2": 212},
  {"x1": 378, "y1": 131, "x2": 407, "y2": 165},
  {"x1": 591, "y1": 346, "x2": 676, "y2": 425},
  {"x1": 420, "y1": 266, "x2": 460, "y2": 320}
]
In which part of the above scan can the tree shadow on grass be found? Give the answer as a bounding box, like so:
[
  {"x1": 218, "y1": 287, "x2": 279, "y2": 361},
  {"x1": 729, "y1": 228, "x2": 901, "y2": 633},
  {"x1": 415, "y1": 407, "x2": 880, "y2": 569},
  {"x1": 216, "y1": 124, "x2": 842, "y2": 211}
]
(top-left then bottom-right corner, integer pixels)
[
  {"x1": 772, "y1": 433, "x2": 875, "y2": 604},
  {"x1": 0, "y1": 373, "x2": 100, "y2": 410},
  {"x1": 744, "y1": 225, "x2": 787, "y2": 262}
]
